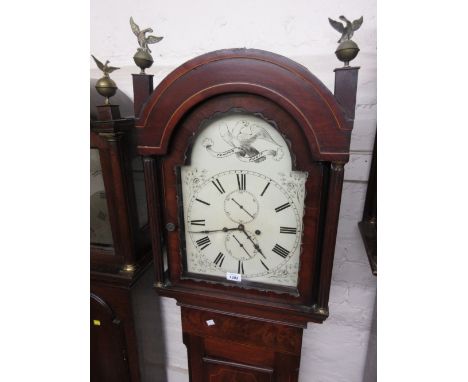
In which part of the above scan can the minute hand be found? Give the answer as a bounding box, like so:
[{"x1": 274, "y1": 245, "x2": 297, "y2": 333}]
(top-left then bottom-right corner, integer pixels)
[{"x1": 188, "y1": 227, "x2": 238, "y2": 234}]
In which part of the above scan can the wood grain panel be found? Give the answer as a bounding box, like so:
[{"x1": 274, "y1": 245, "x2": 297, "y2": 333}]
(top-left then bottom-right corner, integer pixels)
[{"x1": 181, "y1": 307, "x2": 303, "y2": 355}]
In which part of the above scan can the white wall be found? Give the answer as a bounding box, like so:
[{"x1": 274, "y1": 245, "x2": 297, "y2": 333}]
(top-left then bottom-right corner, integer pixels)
[{"x1": 91, "y1": 1, "x2": 377, "y2": 381}]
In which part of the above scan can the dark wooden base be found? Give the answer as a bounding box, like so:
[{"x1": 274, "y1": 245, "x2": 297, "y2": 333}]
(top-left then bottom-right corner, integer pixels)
[
  {"x1": 91, "y1": 280, "x2": 139, "y2": 382},
  {"x1": 181, "y1": 306, "x2": 303, "y2": 382},
  {"x1": 91, "y1": 262, "x2": 153, "y2": 382}
]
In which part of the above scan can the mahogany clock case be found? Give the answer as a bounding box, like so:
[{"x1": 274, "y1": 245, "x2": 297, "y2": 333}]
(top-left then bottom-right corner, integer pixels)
[{"x1": 136, "y1": 49, "x2": 354, "y2": 327}]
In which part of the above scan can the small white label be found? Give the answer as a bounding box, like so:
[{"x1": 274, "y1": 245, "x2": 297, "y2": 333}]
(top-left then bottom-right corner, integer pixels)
[
  {"x1": 206, "y1": 319, "x2": 215, "y2": 326},
  {"x1": 226, "y1": 272, "x2": 242, "y2": 282}
]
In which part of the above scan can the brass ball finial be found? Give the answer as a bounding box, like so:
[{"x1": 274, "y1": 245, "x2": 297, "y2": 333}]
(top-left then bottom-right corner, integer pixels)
[
  {"x1": 95, "y1": 77, "x2": 118, "y2": 105},
  {"x1": 133, "y1": 49, "x2": 154, "y2": 74},
  {"x1": 335, "y1": 40, "x2": 360, "y2": 67},
  {"x1": 91, "y1": 55, "x2": 120, "y2": 104}
]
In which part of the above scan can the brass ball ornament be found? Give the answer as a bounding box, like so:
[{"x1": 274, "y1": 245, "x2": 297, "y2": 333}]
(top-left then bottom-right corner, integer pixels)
[
  {"x1": 95, "y1": 76, "x2": 118, "y2": 105},
  {"x1": 133, "y1": 49, "x2": 154, "y2": 74},
  {"x1": 335, "y1": 40, "x2": 360, "y2": 67}
]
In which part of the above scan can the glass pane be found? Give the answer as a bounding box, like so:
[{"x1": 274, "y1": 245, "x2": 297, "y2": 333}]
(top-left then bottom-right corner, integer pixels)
[
  {"x1": 90, "y1": 148, "x2": 114, "y2": 246},
  {"x1": 132, "y1": 157, "x2": 148, "y2": 228}
]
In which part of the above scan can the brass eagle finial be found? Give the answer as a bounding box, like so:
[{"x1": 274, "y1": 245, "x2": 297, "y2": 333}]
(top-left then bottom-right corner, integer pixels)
[
  {"x1": 130, "y1": 17, "x2": 163, "y2": 54},
  {"x1": 328, "y1": 15, "x2": 363, "y2": 67},
  {"x1": 129, "y1": 17, "x2": 164, "y2": 74},
  {"x1": 91, "y1": 55, "x2": 120, "y2": 77},
  {"x1": 328, "y1": 16, "x2": 363, "y2": 43},
  {"x1": 91, "y1": 55, "x2": 119, "y2": 105}
]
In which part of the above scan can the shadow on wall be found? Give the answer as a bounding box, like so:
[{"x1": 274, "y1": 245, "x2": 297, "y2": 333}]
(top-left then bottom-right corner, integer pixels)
[
  {"x1": 132, "y1": 268, "x2": 168, "y2": 382},
  {"x1": 362, "y1": 295, "x2": 377, "y2": 382}
]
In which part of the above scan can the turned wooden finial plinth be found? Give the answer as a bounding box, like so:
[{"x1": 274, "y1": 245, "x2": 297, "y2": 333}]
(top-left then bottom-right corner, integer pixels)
[
  {"x1": 132, "y1": 74, "x2": 154, "y2": 118},
  {"x1": 96, "y1": 104, "x2": 121, "y2": 121},
  {"x1": 334, "y1": 66, "x2": 360, "y2": 128}
]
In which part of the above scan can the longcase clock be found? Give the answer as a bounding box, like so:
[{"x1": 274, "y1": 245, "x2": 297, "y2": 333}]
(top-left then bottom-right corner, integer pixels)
[{"x1": 135, "y1": 49, "x2": 359, "y2": 381}]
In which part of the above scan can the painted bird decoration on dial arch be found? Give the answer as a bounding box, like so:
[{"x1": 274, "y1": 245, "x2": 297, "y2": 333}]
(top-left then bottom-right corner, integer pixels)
[
  {"x1": 220, "y1": 120, "x2": 281, "y2": 158},
  {"x1": 328, "y1": 16, "x2": 364, "y2": 43}
]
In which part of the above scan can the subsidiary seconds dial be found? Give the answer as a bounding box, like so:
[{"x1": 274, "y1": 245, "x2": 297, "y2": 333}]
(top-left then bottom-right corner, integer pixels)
[{"x1": 186, "y1": 170, "x2": 301, "y2": 280}]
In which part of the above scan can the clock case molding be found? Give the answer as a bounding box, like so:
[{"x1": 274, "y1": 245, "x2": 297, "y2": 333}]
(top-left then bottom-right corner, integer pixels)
[{"x1": 134, "y1": 49, "x2": 358, "y2": 328}]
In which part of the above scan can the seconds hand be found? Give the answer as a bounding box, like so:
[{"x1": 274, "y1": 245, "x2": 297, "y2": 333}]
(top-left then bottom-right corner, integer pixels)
[
  {"x1": 231, "y1": 198, "x2": 255, "y2": 219},
  {"x1": 232, "y1": 234, "x2": 252, "y2": 258},
  {"x1": 238, "y1": 224, "x2": 266, "y2": 259}
]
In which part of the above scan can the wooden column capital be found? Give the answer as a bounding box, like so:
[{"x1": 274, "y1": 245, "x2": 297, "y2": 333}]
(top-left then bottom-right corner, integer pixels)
[{"x1": 96, "y1": 104, "x2": 121, "y2": 121}]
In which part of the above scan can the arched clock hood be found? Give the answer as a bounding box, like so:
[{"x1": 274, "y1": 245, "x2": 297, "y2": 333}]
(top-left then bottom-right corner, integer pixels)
[{"x1": 136, "y1": 48, "x2": 352, "y2": 162}]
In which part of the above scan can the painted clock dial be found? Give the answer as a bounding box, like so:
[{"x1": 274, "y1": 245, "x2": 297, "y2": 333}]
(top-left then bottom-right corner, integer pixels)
[{"x1": 180, "y1": 112, "x2": 307, "y2": 288}]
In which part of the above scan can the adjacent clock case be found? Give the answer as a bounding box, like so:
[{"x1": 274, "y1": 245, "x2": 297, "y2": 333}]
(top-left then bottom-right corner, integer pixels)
[
  {"x1": 90, "y1": 102, "x2": 151, "y2": 273},
  {"x1": 90, "y1": 86, "x2": 158, "y2": 382},
  {"x1": 137, "y1": 49, "x2": 353, "y2": 326}
]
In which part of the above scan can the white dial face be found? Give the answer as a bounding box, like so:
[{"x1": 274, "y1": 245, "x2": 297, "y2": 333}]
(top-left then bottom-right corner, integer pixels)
[{"x1": 181, "y1": 113, "x2": 307, "y2": 288}]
